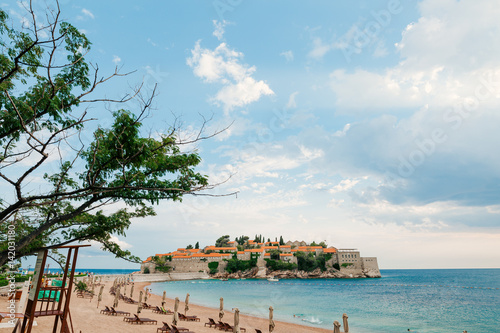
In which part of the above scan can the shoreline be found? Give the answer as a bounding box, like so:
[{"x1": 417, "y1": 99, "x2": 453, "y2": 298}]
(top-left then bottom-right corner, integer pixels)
[
  {"x1": 139, "y1": 281, "x2": 332, "y2": 333},
  {"x1": 0, "y1": 279, "x2": 332, "y2": 332}
]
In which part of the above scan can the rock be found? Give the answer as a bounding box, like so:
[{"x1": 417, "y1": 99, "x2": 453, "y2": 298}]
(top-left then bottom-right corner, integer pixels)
[{"x1": 363, "y1": 269, "x2": 381, "y2": 278}]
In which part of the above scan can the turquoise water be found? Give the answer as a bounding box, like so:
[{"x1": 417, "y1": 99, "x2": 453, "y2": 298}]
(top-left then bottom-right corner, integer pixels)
[
  {"x1": 23, "y1": 268, "x2": 138, "y2": 275},
  {"x1": 149, "y1": 269, "x2": 500, "y2": 333}
]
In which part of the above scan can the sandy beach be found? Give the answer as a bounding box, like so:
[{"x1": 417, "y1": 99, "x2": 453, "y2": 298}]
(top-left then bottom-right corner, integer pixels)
[{"x1": 1, "y1": 281, "x2": 332, "y2": 333}]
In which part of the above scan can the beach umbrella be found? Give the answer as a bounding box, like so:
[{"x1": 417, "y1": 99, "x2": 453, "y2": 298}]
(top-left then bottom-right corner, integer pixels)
[
  {"x1": 162, "y1": 291, "x2": 166, "y2": 307},
  {"x1": 144, "y1": 288, "x2": 148, "y2": 303},
  {"x1": 172, "y1": 297, "x2": 180, "y2": 326},
  {"x1": 343, "y1": 313, "x2": 349, "y2": 333},
  {"x1": 219, "y1": 297, "x2": 224, "y2": 321},
  {"x1": 269, "y1": 306, "x2": 275, "y2": 333},
  {"x1": 130, "y1": 284, "x2": 134, "y2": 298},
  {"x1": 333, "y1": 320, "x2": 341, "y2": 333},
  {"x1": 113, "y1": 286, "x2": 120, "y2": 308},
  {"x1": 233, "y1": 308, "x2": 241, "y2": 333},
  {"x1": 137, "y1": 290, "x2": 143, "y2": 314},
  {"x1": 185, "y1": 293, "x2": 190, "y2": 315},
  {"x1": 97, "y1": 285, "x2": 104, "y2": 308}
]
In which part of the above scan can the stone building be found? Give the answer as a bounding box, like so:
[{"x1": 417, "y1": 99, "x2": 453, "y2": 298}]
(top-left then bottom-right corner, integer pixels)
[{"x1": 141, "y1": 240, "x2": 378, "y2": 276}]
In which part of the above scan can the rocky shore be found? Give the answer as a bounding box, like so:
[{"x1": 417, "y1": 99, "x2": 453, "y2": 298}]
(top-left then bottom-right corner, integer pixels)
[{"x1": 211, "y1": 267, "x2": 381, "y2": 279}]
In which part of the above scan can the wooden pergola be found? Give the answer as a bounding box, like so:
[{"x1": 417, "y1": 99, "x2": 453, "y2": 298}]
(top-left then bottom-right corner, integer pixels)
[{"x1": 16, "y1": 244, "x2": 90, "y2": 333}]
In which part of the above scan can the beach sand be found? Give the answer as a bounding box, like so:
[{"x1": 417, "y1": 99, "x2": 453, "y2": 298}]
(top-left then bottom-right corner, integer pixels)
[{"x1": 1, "y1": 281, "x2": 332, "y2": 332}]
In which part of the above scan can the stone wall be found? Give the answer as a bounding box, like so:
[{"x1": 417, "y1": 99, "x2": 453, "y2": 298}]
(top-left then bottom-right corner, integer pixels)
[
  {"x1": 362, "y1": 257, "x2": 379, "y2": 270},
  {"x1": 141, "y1": 262, "x2": 156, "y2": 274}
]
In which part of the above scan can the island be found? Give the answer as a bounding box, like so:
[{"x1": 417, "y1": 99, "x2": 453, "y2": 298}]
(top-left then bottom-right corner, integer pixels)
[{"x1": 141, "y1": 236, "x2": 381, "y2": 279}]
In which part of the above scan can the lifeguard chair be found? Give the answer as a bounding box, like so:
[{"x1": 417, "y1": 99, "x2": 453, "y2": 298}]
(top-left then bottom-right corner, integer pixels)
[{"x1": 16, "y1": 244, "x2": 90, "y2": 333}]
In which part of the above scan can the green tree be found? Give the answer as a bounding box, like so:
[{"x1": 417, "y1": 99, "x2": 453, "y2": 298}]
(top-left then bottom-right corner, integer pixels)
[
  {"x1": 208, "y1": 261, "x2": 219, "y2": 274},
  {"x1": 0, "y1": 3, "x2": 225, "y2": 267},
  {"x1": 186, "y1": 244, "x2": 193, "y2": 250},
  {"x1": 279, "y1": 236, "x2": 284, "y2": 245},
  {"x1": 215, "y1": 235, "x2": 230, "y2": 247},
  {"x1": 265, "y1": 259, "x2": 297, "y2": 271},
  {"x1": 268, "y1": 249, "x2": 281, "y2": 260},
  {"x1": 224, "y1": 257, "x2": 257, "y2": 274},
  {"x1": 194, "y1": 242, "x2": 199, "y2": 249},
  {"x1": 236, "y1": 235, "x2": 249, "y2": 245}
]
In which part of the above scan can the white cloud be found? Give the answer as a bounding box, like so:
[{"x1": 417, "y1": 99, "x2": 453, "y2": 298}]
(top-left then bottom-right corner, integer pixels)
[
  {"x1": 187, "y1": 41, "x2": 274, "y2": 112},
  {"x1": 330, "y1": 0, "x2": 500, "y2": 112},
  {"x1": 147, "y1": 38, "x2": 157, "y2": 47},
  {"x1": 329, "y1": 178, "x2": 360, "y2": 194},
  {"x1": 286, "y1": 91, "x2": 298, "y2": 109},
  {"x1": 112, "y1": 55, "x2": 121, "y2": 64},
  {"x1": 280, "y1": 50, "x2": 294, "y2": 62},
  {"x1": 308, "y1": 37, "x2": 332, "y2": 60},
  {"x1": 213, "y1": 20, "x2": 228, "y2": 41},
  {"x1": 108, "y1": 236, "x2": 132, "y2": 249},
  {"x1": 372, "y1": 41, "x2": 388, "y2": 58},
  {"x1": 81, "y1": 8, "x2": 95, "y2": 19}
]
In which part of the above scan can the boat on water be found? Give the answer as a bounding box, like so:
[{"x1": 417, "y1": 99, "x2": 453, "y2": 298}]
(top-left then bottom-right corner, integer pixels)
[
  {"x1": 267, "y1": 277, "x2": 279, "y2": 282},
  {"x1": 219, "y1": 278, "x2": 228, "y2": 281}
]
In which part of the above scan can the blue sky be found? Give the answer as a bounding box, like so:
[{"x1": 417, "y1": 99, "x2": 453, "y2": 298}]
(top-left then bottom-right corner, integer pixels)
[{"x1": 7, "y1": 0, "x2": 500, "y2": 269}]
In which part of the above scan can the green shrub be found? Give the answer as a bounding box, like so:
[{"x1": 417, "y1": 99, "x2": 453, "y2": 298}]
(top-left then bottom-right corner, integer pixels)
[
  {"x1": 143, "y1": 267, "x2": 150, "y2": 274},
  {"x1": 224, "y1": 258, "x2": 257, "y2": 273},
  {"x1": 341, "y1": 263, "x2": 353, "y2": 268},
  {"x1": 265, "y1": 259, "x2": 297, "y2": 271},
  {"x1": 208, "y1": 262, "x2": 219, "y2": 270},
  {"x1": 333, "y1": 263, "x2": 340, "y2": 270},
  {"x1": 294, "y1": 252, "x2": 332, "y2": 272},
  {"x1": 208, "y1": 262, "x2": 219, "y2": 274},
  {"x1": 155, "y1": 266, "x2": 171, "y2": 273}
]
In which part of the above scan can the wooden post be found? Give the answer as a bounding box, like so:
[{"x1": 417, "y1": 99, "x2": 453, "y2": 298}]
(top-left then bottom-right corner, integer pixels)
[{"x1": 20, "y1": 250, "x2": 47, "y2": 333}]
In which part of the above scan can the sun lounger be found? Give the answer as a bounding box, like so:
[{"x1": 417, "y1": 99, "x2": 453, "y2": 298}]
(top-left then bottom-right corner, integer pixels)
[
  {"x1": 100, "y1": 306, "x2": 112, "y2": 315},
  {"x1": 179, "y1": 313, "x2": 200, "y2": 322},
  {"x1": 223, "y1": 322, "x2": 246, "y2": 332},
  {"x1": 160, "y1": 322, "x2": 190, "y2": 332},
  {"x1": 153, "y1": 306, "x2": 164, "y2": 314},
  {"x1": 205, "y1": 318, "x2": 218, "y2": 328},
  {"x1": 171, "y1": 325, "x2": 195, "y2": 333},
  {"x1": 161, "y1": 307, "x2": 174, "y2": 315},
  {"x1": 157, "y1": 322, "x2": 169, "y2": 332},
  {"x1": 111, "y1": 307, "x2": 130, "y2": 316},
  {"x1": 125, "y1": 313, "x2": 157, "y2": 325},
  {"x1": 142, "y1": 302, "x2": 155, "y2": 309}
]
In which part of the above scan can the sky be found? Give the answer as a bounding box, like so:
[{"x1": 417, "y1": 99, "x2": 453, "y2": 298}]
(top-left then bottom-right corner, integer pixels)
[{"x1": 7, "y1": 0, "x2": 500, "y2": 269}]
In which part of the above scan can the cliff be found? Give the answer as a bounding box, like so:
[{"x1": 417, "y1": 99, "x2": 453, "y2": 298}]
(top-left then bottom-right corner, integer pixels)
[{"x1": 212, "y1": 267, "x2": 381, "y2": 279}]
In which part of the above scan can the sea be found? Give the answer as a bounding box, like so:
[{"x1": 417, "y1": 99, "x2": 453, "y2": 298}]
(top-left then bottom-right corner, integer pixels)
[
  {"x1": 22, "y1": 268, "x2": 137, "y2": 275},
  {"x1": 148, "y1": 269, "x2": 500, "y2": 333}
]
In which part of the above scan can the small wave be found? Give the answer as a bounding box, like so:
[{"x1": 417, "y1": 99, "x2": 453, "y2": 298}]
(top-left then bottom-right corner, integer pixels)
[{"x1": 301, "y1": 316, "x2": 323, "y2": 325}]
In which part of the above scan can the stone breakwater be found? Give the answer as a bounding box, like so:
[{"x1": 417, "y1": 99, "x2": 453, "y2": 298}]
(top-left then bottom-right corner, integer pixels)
[{"x1": 212, "y1": 267, "x2": 381, "y2": 279}]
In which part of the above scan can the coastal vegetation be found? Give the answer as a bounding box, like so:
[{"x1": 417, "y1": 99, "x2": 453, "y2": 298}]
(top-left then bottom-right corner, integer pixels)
[
  {"x1": 264, "y1": 259, "x2": 297, "y2": 271},
  {"x1": 264, "y1": 252, "x2": 333, "y2": 272},
  {"x1": 151, "y1": 256, "x2": 172, "y2": 273},
  {"x1": 224, "y1": 256, "x2": 257, "y2": 274},
  {"x1": 295, "y1": 252, "x2": 333, "y2": 272},
  {"x1": 208, "y1": 262, "x2": 219, "y2": 274},
  {"x1": 0, "y1": 3, "x2": 226, "y2": 267}
]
